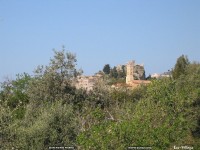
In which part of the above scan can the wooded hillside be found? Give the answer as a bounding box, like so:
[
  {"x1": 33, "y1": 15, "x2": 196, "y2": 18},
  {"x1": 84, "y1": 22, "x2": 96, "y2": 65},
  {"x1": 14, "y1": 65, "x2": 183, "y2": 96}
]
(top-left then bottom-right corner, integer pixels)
[{"x1": 1, "y1": 50, "x2": 200, "y2": 149}]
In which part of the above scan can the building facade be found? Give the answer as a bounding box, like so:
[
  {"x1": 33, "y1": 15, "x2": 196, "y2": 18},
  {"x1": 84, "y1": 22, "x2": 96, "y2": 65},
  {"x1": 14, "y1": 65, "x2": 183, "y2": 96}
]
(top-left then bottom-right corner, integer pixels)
[{"x1": 74, "y1": 74, "x2": 102, "y2": 91}]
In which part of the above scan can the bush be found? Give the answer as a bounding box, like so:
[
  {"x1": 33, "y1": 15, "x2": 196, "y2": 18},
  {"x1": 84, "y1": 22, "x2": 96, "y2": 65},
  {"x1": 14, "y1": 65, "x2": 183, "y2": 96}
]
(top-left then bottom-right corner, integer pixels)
[
  {"x1": 77, "y1": 68, "x2": 200, "y2": 149},
  {"x1": 6, "y1": 101, "x2": 78, "y2": 150}
]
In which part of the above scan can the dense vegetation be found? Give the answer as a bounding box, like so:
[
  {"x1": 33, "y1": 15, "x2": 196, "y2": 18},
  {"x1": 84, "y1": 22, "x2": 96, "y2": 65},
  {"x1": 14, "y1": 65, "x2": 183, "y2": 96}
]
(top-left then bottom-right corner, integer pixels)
[
  {"x1": 1, "y1": 49, "x2": 200, "y2": 149},
  {"x1": 102, "y1": 64, "x2": 126, "y2": 84}
]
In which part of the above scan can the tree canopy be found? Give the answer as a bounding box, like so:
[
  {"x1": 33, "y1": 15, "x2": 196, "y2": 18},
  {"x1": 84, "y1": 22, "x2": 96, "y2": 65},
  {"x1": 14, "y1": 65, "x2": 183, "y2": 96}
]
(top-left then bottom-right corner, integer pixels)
[
  {"x1": 172, "y1": 54, "x2": 189, "y2": 79},
  {"x1": 103, "y1": 64, "x2": 111, "y2": 74},
  {"x1": 1, "y1": 53, "x2": 200, "y2": 149}
]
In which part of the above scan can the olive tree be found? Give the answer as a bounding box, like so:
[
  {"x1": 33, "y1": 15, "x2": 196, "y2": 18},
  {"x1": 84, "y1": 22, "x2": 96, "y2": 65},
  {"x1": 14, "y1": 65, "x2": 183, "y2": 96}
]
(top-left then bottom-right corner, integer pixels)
[{"x1": 28, "y1": 47, "x2": 82, "y2": 103}]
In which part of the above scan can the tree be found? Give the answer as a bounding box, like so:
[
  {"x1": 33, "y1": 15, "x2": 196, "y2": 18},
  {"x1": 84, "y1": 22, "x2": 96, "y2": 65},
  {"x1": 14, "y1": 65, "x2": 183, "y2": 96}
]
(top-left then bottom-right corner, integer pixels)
[
  {"x1": 8, "y1": 101, "x2": 78, "y2": 149},
  {"x1": 0, "y1": 73, "x2": 31, "y2": 119},
  {"x1": 110, "y1": 67, "x2": 118, "y2": 78},
  {"x1": 103, "y1": 64, "x2": 111, "y2": 74},
  {"x1": 172, "y1": 55, "x2": 189, "y2": 79},
  {"x1": 117, "y1": 65, "x2": 126, "y2": 78},
  {"x1": 0, "y1": 73, "x2": 32, "y2": 148},
  {"x1": 78, "y1": 71, "x2": 200, "y2": 149},
  {"x1": 27, "y1": 47, "x2": 82, "y2": 103}
]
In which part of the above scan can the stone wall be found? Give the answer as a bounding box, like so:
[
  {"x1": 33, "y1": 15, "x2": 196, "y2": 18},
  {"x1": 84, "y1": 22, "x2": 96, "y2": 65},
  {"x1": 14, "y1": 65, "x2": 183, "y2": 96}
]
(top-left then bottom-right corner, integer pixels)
[{"x1": 74, "y1": 74, "x2": 102, "y2": 91}]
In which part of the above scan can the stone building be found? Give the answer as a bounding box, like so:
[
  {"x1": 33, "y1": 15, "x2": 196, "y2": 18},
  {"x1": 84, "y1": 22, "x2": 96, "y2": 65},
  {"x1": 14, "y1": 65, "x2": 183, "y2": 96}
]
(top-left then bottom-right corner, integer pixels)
[
  {"x1": 151, "y1": 71, "x2": 171, "y2": 79},
  {"x1": 126, "y1": 60, "x2": 149, "y2": 85},
  {"x1": 74, "y1": 74, "x2": 102, "y2": 91},
  {"x1": 125, "y1": 60, "x2": 146, "y2": 84},
  {"x1": 114, "y1": 59, "x2": 150, "y2": 88}
]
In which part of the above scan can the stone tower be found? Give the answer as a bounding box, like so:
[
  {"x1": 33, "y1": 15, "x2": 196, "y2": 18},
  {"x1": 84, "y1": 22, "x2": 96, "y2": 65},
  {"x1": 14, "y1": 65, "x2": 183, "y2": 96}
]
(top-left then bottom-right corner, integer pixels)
[{"x1": 126, "y1": 61, "x2": 135, "y2": 84}]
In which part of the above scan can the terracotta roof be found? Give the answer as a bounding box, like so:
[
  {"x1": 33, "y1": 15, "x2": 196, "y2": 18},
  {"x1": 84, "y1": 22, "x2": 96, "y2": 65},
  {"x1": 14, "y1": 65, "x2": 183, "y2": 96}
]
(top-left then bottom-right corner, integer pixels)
[{"x1": 112, "y1": 80, "x2": 151, "y2": 88}]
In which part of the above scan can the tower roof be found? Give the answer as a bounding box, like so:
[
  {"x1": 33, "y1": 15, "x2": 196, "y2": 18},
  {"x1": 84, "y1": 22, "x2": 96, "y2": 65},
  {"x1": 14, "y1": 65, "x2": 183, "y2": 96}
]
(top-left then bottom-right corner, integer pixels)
[{"x1": 127, "y1": 60, "x2": 135, "y2": 65}]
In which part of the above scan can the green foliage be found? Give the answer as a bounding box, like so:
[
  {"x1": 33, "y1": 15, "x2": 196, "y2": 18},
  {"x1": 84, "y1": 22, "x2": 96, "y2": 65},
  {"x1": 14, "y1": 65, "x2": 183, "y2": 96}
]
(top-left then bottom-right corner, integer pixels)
[
  {"x1": 110, "y1": 66, "x2": 118, "y2": 78},
  {"x1": 1, "y1": 53, "x2": 200, "y2": 149},
  {"x1": 77, "y1": 121, "x2": 117, "y2": 150},
  {"x1": 172, "y1": 55, "x2": 189, "y2": 79},
  {"x1": 77, "y1": 63, "x2": 200, "y2": 149},
  {"x1": 0, "y1": 73, "x2": 30, "y2": 106},
  {"x1": 106, "y1": 77, "x2": 125, "y2": 85},
  {"x1": 0, "y1": 103, "x2": 14, "y2": 148},
  {"x1": 102, "y1": 64, "x2": 126, "y2": 84},
  {"x1": 118, "y1": 65, "x2": 126, "y2": 78},
  {"x1": 103, "y1": 64, "x2": 111, "y2": 74},
  {"x1": 86, "y1": 81, "x2": 111, "y2": 109},
  {"x1": 27, "y1": 47, "x2": 81, "y2": 103},
  {"x1": 77, "y1": 78, "x2": 199, "y2": 149},
  {"x1": 2, "y1": 101, "x2": 78, "y2": 150},
  {"x1": 109, "y1": 65, "x2": 126, "y2": 79},
  {"x1": 0, "y1": 73, "x2": 31, "y2": 120}
]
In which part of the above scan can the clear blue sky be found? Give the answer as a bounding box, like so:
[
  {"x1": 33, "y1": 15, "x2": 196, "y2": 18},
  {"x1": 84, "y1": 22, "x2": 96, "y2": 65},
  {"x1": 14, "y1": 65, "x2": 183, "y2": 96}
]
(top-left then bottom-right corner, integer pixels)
[{"x1": 0, "y1": 0, "x2": 200, "y2": 80}]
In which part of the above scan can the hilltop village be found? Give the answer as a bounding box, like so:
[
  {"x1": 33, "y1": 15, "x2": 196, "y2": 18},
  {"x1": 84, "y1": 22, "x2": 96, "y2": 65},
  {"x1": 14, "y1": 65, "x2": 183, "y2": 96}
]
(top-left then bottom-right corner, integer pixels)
[
  {"x1": 1, "y1": 49, "x2": 199, "y2": 149},
  {"x1": 74, "y1": 60, "x2": 153, "y2": 91}
]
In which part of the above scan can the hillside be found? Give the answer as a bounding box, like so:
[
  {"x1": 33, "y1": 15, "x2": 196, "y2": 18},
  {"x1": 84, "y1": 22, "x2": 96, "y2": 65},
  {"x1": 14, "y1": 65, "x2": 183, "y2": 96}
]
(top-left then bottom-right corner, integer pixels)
[{"x1": 0, "y1": 51, "x2": 200, "y2": 149}]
